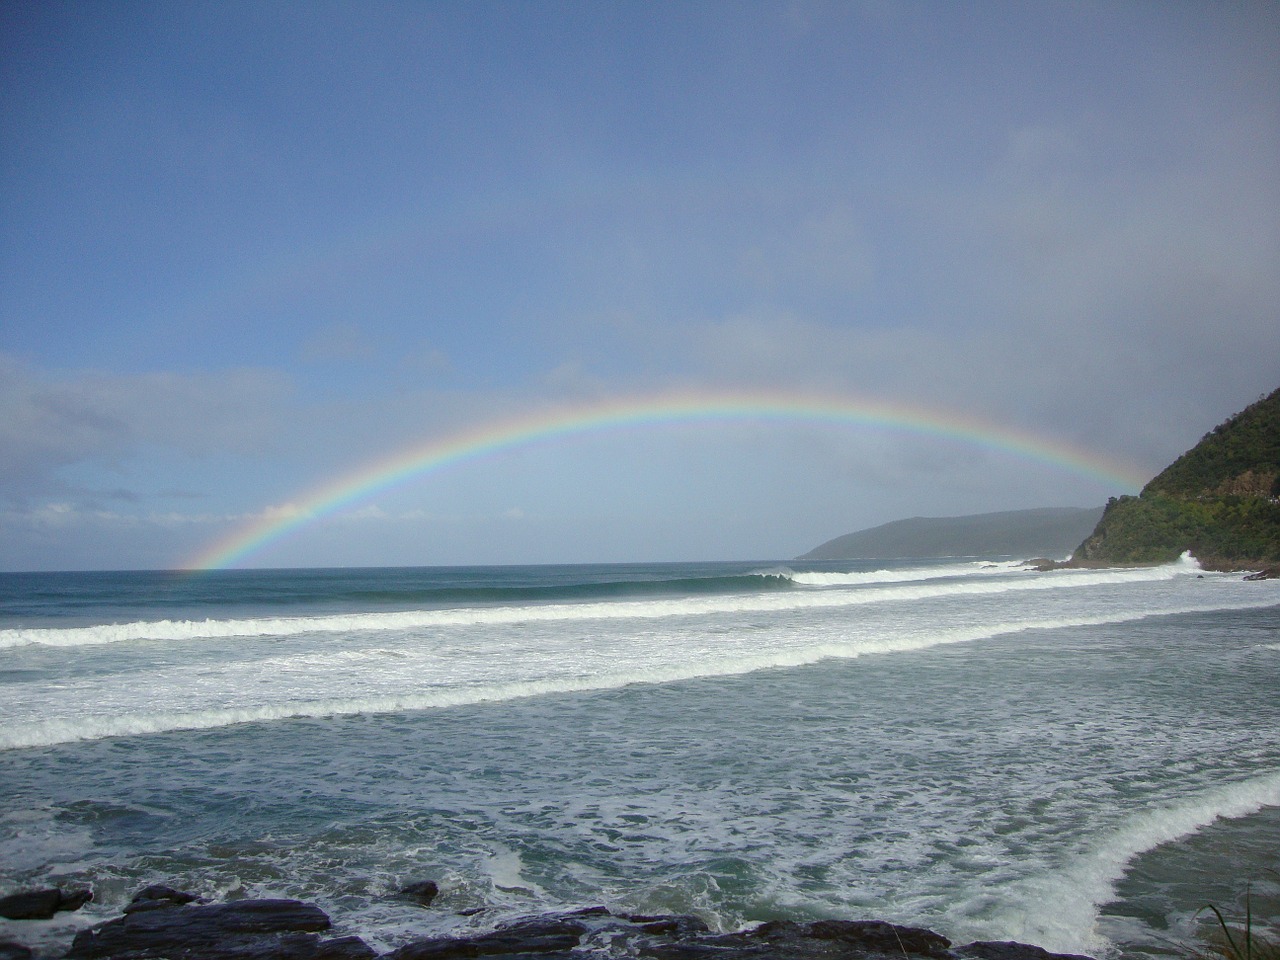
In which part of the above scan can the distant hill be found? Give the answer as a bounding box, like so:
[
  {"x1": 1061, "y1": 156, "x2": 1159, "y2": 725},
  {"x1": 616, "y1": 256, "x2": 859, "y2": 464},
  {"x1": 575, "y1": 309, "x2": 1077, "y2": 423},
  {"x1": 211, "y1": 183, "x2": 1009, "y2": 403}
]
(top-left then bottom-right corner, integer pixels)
[
  {"x1": 798, "y1": 506, "x2": 1105, "y2": 561},
  {"x1": 1070, "y1": 387, "x2": 1280, "y2": 568}
]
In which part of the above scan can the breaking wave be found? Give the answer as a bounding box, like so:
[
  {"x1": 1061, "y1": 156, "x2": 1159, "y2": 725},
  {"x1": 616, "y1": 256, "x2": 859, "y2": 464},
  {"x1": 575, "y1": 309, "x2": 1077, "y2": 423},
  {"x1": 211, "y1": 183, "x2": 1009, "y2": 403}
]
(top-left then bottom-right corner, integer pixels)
[
  {"x1": 0, "y1": 556, "x2": 1213, "y2": 650},
  {"x1": 0, "y1": 598, "x2": 1259, "y2": 750},
  {"x1": 987, "y1": 772, "x2": 1280, "y2": 956}
]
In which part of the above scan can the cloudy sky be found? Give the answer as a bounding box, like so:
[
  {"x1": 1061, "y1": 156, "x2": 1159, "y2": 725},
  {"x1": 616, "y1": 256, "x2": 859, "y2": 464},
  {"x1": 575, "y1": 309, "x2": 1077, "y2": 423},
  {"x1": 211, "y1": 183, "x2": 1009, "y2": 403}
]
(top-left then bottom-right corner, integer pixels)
[{"x1": 2, "y1": 1, "x2": 1278, "y2": 570}]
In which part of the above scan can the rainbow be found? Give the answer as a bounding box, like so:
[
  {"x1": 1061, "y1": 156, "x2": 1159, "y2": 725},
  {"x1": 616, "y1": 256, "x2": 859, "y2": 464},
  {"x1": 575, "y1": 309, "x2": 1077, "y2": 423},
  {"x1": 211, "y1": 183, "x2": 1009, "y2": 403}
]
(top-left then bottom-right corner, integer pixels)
[{"x1": 186, "y1": 389, "x2": 1149, "y2": 570}]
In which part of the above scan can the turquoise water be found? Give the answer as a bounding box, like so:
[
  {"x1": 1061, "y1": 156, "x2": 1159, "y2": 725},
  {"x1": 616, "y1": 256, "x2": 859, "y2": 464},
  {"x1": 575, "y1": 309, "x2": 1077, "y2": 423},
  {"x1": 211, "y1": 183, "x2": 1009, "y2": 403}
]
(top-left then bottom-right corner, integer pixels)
[{"x1": 1, "y1": 559, "x2": 1278, "y2": 957}]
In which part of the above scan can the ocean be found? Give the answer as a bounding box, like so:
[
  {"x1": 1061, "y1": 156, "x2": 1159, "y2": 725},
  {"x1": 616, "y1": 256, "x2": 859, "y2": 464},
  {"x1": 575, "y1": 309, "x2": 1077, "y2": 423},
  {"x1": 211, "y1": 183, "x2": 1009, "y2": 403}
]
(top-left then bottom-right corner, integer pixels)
[{"x1": 1, "y1": 557, "x2": 1278, "y2": 958}]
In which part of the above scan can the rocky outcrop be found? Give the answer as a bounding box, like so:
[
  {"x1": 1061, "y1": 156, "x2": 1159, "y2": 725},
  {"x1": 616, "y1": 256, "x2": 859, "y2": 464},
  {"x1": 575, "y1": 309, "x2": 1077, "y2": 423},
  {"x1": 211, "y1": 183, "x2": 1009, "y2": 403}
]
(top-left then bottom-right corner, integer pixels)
[
  {"x1": 0, "y1": 886, "x2": 1097, "y2": 960},
  {"x1": 955, "y1": 943, "x2": 1095, "y2": 960},
  {"x1": 0, "y1": 887, "x2": 91, "y2": 921},
  {"x1": 65, "y1": 897, "x2": 375, "y2": 960},
  {"x1": 381, "y1": 907, "x2": 1094, "y2": 960},
  {"x1": 385, "y1": 912, "x2": 595, "y2": 959},
  {"x1": 1244, "y1": 565, "x2": 1280, "y2": 580},
  {"x1": 635, "y1": 917, "x2": 954, "y2": 959}
]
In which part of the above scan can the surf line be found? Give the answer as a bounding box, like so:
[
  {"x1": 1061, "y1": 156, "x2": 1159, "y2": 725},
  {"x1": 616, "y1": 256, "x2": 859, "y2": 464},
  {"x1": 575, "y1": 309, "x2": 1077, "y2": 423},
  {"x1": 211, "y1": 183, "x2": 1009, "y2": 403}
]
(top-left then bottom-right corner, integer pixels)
[{"x1": 186, "y1": 389, "x2": 1149, "y2": 571}]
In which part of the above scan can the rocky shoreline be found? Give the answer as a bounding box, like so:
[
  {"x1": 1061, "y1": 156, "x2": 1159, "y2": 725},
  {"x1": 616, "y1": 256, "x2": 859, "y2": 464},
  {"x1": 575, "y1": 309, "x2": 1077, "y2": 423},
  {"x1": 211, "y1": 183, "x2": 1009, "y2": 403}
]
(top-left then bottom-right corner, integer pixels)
[
  {"x1": 1022, "y1": 556, "x2": 1280, "y2": 578},
  {"x1": 0, "y1": 884, "x2": 1097, "y2": 960}
]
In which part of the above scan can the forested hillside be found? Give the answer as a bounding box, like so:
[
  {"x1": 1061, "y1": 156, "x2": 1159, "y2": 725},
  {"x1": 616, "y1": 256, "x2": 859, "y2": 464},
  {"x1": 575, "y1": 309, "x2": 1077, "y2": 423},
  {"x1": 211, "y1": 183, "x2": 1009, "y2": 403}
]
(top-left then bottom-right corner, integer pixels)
[{"x1": 1071, "y1": 387, "x2": 1280, "y2": 567}]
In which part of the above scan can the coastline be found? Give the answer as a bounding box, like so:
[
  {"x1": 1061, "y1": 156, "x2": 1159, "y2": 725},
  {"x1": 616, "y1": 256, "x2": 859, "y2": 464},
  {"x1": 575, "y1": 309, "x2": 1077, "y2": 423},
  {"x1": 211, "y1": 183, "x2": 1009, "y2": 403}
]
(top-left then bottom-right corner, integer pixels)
[
  {"x1": 2, "y1": 886, "x2": 1100, "y2": 960},
  {"x1": 6, "y1": 792, "x2": 1280, "y2": 960},
  {"x1": 1025, "y1": 555, "x2": 1280, "y2": 578}
]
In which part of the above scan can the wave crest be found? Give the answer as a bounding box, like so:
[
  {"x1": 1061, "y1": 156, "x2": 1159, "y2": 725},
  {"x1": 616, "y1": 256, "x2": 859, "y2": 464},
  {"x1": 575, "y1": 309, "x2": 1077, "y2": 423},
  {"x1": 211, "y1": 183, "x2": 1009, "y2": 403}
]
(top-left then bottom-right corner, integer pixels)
[{"x1": 0, "y1": 555, "x2": 1221, "y2": 650}]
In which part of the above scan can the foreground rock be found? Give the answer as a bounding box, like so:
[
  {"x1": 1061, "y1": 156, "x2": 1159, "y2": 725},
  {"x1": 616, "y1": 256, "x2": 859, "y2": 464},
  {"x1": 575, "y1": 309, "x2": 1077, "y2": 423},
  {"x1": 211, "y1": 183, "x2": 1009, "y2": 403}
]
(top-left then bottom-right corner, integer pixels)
[
  {"x1": 384, "y1": 909, "x2": 1096, "y2": 960},
  {"x1": 956, "y1": 944, "x2": 1094, "y2": 960},
  {"x1": 386, "y1": 911, "x2": 602, "y2": 959},
  {"x1": 16, "y1": 887, "x2": 1096, "y2": 960},
  {"x1": 65, "y1": 896, "x2": 375, "y2": 960},
  {"x1": 0, "y1": 888, "x2": 92, "y2": 921}
]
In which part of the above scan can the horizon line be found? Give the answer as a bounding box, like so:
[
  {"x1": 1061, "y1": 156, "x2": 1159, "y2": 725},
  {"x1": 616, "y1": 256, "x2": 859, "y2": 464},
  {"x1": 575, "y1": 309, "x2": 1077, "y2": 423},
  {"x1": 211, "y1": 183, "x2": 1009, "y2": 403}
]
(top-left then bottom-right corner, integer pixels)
[{"x1": 186, "y1": 388, "x2": 1150, "y2": 571}]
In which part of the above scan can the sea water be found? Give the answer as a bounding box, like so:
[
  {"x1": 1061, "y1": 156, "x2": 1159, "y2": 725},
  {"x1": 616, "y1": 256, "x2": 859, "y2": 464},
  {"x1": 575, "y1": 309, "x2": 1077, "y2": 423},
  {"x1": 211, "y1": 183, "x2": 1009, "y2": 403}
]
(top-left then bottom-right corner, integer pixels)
[{"x1": 1, "y1": 557, "x2": 1277, "y2": 958}]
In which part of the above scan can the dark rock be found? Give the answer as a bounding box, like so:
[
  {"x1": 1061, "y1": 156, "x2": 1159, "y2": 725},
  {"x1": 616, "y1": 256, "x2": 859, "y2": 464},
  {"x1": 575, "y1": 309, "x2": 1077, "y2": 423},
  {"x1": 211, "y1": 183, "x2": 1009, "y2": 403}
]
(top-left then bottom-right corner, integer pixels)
[
  {"x1": 622, "y1": 914, "x2": 711, "y2": 937},
  {"x1": 637, "y1": 917, "x2": 955, "y2": 959},
  {"x1": 122, "y1": 884, "x2": 204, "y2": 913},
  {"x1": 0, "y1": 890, "x2": 60, "y2": 921},
  {"x1": 801, "y1": 919, "x2": 952, "y2": 956},
  {"x1": 561, "y1": 906, "x2": 611, "y2": 918},
  {"x1": 58, "y1": 889, "x2": 94, "y2": 913},
  {"x1": 65, "y1": 898, "x2": 375, "y2": 960},
  {"x1": 0, "y1": 887, "x2": 92, "y2": 920},
  {"x1": 132, "y1": 884, "x2": 202, "y2": 905},
  {"x1": 398, "y1": 881, "x2": 441, "y2": 907},
  {"x1": 385, "y1": 916, "x2": 590, "y2": 959},
  {"x1": 1244, "y1": 566, "x2": 1280, "y2": 580},
  {"x1": 956, "y1": 941, "x2": 1096, "y2": 960},
  {"x1": 312, "y1": 936, "x2": 381, "y2": 959},
  {"x1": 0, "y1": 942, "x2": 34, "y2": 960},
  {"x1": 385, "y1": 913, "x2": 967, "y2": 960},
  {"x1": 47, "y1": 891, "x2": 1097, "y2": 960}
]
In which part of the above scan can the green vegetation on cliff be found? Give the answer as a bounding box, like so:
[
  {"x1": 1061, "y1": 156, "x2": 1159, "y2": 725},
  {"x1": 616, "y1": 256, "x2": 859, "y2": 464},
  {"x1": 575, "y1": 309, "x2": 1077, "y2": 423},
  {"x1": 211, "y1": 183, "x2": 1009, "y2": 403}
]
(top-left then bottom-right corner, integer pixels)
[{"x1": 1071, "y1": 387, "x2": 1280, "y2": 567}]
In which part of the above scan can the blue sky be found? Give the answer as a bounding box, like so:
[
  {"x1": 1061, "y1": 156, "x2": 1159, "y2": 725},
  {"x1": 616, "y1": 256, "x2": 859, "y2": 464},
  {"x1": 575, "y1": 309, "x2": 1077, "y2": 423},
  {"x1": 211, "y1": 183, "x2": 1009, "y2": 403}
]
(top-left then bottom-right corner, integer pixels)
[{"x1": 2, "y1": 1, "x2": 1278, "y2": 570}]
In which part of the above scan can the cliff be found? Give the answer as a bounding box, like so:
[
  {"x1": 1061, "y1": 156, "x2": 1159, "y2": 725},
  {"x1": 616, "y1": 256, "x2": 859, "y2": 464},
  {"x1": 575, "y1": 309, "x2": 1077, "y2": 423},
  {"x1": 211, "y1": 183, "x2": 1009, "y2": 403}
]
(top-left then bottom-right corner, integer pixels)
[{"x1": 1070, "y1": 387, "x2": 1280, "y2": 568}]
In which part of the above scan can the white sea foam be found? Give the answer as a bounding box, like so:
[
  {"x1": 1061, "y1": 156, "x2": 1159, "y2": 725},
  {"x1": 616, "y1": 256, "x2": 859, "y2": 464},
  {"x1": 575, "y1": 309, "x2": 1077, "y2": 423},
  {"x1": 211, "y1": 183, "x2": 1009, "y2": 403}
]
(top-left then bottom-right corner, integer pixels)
[
  {"x1": 0, "y1": 555, "x2": 1224, "y2": 650},
  {"x1": 483, "y1": 845, "x2": 547, "y2": 897},
  {"x1": 980, "y1": 772, "x2": 1280, "y2": 956},
  {"x1": 786, "y1": 560, "x2": 1021, "y2": 586},
  {"x1": 2, "y1": 591, "x2": 1270, "y2": 750}
]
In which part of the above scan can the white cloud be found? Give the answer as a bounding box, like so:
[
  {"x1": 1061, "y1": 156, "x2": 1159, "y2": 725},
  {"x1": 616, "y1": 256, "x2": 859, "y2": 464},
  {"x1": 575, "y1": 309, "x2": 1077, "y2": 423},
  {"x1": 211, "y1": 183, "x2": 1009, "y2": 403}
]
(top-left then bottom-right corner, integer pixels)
[{"x1": 0, "y1": 353, "x2": 296, "y2": 500}]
